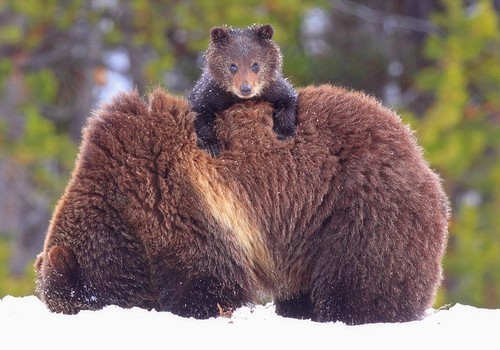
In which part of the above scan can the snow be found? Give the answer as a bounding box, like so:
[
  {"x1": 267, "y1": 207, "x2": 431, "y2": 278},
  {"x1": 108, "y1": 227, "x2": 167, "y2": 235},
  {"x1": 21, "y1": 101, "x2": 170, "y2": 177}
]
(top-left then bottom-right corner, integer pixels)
[{"x1": 1, "y1": 296, "x2": 499, "y2": 349}]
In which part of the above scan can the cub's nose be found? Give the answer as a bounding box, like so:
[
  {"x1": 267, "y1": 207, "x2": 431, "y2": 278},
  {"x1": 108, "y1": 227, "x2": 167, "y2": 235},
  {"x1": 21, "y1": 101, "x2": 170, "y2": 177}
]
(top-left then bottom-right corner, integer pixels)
[{"x1": 240, "y1": 84, "x2": 252, "y2": 96}]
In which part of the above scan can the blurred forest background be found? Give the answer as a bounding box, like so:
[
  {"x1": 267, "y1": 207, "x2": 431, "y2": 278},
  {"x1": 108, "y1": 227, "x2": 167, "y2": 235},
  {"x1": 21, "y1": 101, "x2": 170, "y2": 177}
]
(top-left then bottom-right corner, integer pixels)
[{"x1": 0, "y1": 0, "x2": 499, "y2": 309}]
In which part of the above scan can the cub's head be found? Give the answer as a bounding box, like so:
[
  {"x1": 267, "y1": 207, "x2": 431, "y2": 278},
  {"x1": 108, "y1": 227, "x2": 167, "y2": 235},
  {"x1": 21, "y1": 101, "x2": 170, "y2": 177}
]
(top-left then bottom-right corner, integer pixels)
[{"x1": 206, "y1": 24, "x2": 282, "y2": 99}]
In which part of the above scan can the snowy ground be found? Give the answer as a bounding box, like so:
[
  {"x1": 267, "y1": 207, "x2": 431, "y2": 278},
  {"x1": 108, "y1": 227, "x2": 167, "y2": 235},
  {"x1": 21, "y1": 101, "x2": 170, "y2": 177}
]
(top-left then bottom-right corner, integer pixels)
[{"x1": 2, "y1": 296, "x2": 498, "y2": 349}]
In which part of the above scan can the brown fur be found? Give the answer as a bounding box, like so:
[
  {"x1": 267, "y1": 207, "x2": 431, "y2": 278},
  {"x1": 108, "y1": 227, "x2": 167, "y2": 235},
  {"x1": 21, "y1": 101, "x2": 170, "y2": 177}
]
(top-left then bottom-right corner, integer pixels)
[
  {"x1": 35, "y1": 85, "x2": 450, "y2": 324},
  {"x1": 206, "y1": 25, "x2": 281, "y2": 98}
]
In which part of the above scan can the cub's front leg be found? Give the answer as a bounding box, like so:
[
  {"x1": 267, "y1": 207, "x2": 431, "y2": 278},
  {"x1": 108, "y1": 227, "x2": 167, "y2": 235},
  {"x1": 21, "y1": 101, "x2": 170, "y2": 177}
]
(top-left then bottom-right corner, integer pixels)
[
  {"x1": 266, "y1": 78, "x2": 298, "y2": 140},
  {"x1": 193, "y1": 112, "x2": 222, "y2": 156},
  {"x1": 273, "y1": 98, "x2": 298, "y2": 140}
]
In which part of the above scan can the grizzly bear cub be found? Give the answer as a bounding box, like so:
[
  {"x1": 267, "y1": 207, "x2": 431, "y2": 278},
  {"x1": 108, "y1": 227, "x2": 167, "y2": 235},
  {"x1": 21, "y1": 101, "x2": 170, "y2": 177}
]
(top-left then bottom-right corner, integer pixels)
[{"x1": 188, "y1": 24, "x2": 297, "y2": 156}]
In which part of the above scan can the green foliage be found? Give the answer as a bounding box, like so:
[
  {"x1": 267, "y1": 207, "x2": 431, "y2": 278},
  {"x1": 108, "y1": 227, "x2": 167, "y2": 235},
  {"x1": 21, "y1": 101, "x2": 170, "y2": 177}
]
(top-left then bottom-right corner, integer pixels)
[
  {"x1": 24, "y1": 69, "x2": 58, "y2": 103},
  {"x1": 0, "y1": 59, "x2": 13, "y2": 91},
  {"x1": 404, "y1": 0, "x2": 500, "y2": 308},
  {"x1": 5, "y1": 106, "x2": 76, "y2": 197},
  {"x1": 0, "y1": 239, "x2": 35, "y2": 297},
  {"x1": 0, "y1": 24, "x2": 23, "y2": 44}
]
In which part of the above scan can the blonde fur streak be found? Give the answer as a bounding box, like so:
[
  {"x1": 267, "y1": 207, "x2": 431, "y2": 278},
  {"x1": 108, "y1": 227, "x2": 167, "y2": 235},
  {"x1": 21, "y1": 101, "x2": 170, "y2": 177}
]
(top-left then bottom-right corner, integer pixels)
[{"x1": 190, "y1": 164, "x2": 274, "y2": 286}]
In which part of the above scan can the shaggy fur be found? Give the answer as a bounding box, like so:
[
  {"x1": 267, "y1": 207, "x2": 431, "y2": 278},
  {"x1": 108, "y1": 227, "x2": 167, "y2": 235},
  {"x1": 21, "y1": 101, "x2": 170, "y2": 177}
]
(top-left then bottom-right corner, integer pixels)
[
  {"x1": 35, "y1": 85, "x2": 450, "y2": 325},
  {"x1": 188, "y1": 24, "x2": 297, "y2": 156}
]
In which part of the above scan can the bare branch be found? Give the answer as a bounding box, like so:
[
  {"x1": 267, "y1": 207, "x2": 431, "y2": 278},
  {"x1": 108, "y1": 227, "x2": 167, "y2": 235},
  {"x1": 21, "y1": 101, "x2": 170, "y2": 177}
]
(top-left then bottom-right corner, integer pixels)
[{"x1": 330, "y1": 0, "x2": 444, "y2": 35}]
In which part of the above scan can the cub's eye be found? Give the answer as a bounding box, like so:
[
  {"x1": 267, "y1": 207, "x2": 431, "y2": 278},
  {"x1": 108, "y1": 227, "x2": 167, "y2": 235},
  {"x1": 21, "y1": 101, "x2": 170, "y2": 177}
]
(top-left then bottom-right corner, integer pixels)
[
  {"x1": 251, "y1": 63, "x2": 259, "y2": 73},
  {"x1": 229, "y1": 64, "x2": 238, "y2": 74}
]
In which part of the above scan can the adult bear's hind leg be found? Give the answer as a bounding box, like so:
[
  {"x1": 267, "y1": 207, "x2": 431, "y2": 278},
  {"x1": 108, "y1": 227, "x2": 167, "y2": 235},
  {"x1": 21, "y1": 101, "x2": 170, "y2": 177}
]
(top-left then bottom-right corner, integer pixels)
[
  {"x1": 274, "y1": 292, "x2": 313, "y2": 320},
  {"x1": 35, "y1": 245, "x2": 84, "y2": 314},
  {"x1": 161, "y1": 274, "x2": 251, "y2": 319}
]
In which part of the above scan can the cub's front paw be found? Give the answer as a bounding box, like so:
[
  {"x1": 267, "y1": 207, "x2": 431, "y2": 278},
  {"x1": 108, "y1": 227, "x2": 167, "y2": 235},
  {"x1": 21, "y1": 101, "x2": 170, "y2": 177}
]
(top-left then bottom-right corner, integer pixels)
[{"x1": 273, "y1": 108, "x2": 297, "y2": 140}]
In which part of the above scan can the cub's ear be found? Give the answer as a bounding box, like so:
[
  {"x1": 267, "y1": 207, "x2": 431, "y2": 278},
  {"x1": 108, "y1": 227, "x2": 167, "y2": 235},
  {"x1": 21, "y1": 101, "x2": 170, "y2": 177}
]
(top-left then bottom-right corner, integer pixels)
[
  {"x1": 254, "y1": 24, "x2": 274, "y2": 40},
  {"x1": 210, "y1": 26, "x2": 231, "y2": 46}
]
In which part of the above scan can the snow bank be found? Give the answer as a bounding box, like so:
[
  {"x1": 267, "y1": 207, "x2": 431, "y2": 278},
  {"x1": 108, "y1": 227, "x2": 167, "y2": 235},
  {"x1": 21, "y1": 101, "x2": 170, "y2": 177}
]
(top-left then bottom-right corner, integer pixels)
[{"x1": 1, "y1": 295, "x2": 498, "y2": 349}]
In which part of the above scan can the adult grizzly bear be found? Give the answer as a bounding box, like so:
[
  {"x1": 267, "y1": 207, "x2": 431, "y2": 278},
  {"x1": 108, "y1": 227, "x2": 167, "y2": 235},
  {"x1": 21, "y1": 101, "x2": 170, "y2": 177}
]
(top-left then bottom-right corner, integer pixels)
[{"x1": 35, "y1": 85, "x2": 450, "y2": 325}]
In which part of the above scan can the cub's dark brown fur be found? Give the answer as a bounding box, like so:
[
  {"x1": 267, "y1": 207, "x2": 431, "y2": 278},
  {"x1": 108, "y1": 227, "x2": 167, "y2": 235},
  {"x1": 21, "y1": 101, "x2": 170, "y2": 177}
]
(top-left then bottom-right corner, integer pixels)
[
  {"x1": 188, "y1": 24, "x2": 297, "y2": 156},
  {"x1": 35, "y1": 85, "x2": 450, "y2": 325}
]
